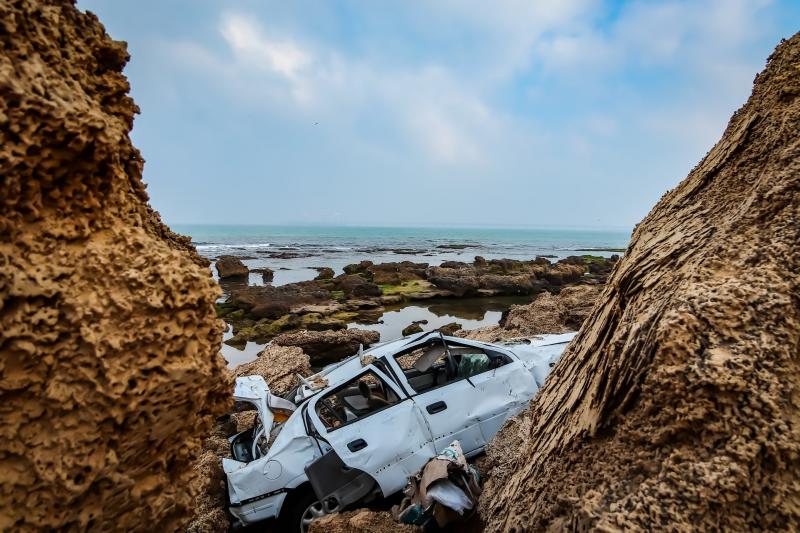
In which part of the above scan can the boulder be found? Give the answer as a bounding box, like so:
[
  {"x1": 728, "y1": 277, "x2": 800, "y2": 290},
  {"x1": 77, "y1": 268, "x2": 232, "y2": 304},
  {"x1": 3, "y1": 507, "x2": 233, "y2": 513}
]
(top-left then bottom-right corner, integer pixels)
[
  {"x1": 343, "y1": 260, "x2": 374, "y2": 276},
  {"x1": 481, "y1": 35, "x2": 800, "y2": 531},
  {"x1": 335, "y1": 274, "x2": 382, "y2": 298},
  {"x1": 485, "y1": 258, "x2": 521, "y2": 273},
  {"x1": 216, "y1": 255, "x2": 249, "y2": 279},
  {"x1": 426, "y1": 266, "x2": 480, "y2": 297},
  {"x1": 439, "y1": 260, "x2": 469, "y2": 269},
  {"x1": 558, "y1": 255, "x2": 585, "y2": 266},
  {"x1": 0, "y1": 3, "x2": 230, "y2": 529},
  {"x1": 249, "y1": 301, "x2": 291, "y2": 320},
  {"x1": 539, "y1": 262, "x2": 584, "y2": 285},
  {"x1": 314, "y1": 267, "x2": 335, "y2": 280},
  {"x1": 402, "y1": 321, "x2": 426, "y2": 336},
  {"x1": 273, "y1": 329, "x2": 381, "y2": 365},
  {"x1": 436, "y1": 322, "x2": 463, "y2": 336},
  {"x1": 228, "y1": 281, "x2": 330, "y2": 314},
  {"x1": 251, "y1": 267, "x2": 274, "y2": 282},
  {"x1": 478, "y1": 273, "x2": 538, "y2": 294},
  {"x1": 367, "y1": 261, "x2": 429, "y2": 285}
]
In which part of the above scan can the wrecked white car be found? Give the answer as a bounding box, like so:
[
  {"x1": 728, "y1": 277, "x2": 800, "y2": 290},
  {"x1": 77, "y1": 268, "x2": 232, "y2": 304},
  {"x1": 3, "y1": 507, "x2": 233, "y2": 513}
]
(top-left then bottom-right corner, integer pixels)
[{"x1": 224, "y1": 330, "x2": 575, "y2": 531}]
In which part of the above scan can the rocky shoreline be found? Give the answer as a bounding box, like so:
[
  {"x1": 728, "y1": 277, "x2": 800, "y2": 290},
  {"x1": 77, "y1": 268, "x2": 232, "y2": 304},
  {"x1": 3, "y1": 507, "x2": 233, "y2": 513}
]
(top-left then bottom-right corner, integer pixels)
[{"x1": 215, "y1": 254, "x2": 619, "y2": 349}]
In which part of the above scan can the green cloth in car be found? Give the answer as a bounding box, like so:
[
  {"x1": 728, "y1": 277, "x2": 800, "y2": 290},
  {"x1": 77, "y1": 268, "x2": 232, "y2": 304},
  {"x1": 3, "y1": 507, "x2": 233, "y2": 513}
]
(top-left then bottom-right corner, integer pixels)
[{"x1": 457, "y1": 353, "x2": 491, "y2": 378}]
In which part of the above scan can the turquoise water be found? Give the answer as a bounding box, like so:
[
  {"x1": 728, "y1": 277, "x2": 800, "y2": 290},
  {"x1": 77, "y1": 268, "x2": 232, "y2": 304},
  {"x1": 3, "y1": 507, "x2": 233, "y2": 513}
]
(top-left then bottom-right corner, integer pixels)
[
  {"x1": 178, "y1": 224, "x2": 630, "y2": 287},
  {"x1": 175, "y1": 224, "x2": 630, "y2": 251}
]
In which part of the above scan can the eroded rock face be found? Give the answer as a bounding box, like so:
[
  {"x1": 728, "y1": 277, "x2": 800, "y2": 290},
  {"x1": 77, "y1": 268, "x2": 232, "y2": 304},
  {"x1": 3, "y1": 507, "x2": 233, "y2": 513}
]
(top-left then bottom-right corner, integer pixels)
[
  {"x1": 481, "y1": 35, "x2": 800, "y2": 531},
  {"x1": 0, "y1": 2, "x2": 229, "y2": 530}
]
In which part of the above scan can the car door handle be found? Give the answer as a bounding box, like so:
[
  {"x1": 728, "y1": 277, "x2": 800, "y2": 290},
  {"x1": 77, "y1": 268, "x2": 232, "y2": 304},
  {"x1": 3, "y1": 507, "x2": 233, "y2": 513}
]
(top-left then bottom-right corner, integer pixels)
[
  {"x1": 347, "y1": 438, "x2": 368, "y2": 452},
  {"x1": 426, "y1": 401, "x2": 447, "y2": 414}
]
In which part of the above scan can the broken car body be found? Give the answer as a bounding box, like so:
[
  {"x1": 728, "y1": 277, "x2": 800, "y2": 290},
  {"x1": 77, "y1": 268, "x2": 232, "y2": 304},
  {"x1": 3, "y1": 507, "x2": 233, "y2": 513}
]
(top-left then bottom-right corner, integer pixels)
[{"x1": 224, "y1": 331, "x2": 575, "y2": 529}]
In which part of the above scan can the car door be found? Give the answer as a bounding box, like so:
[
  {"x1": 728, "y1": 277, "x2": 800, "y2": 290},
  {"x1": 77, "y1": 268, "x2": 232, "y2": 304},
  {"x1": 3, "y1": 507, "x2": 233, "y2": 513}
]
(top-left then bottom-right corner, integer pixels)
[
  {"x1": 411, "y1": 379, "x2": 487, "y2": 456},
  {"x1": 307, "y1": 366, "x2": 436, "y2": 497},
  {"x1": 382, "y1": 339, "x2": 488, "y2": 456},
  {"x1": 467, "y1": 349, "x2": 538, "y2": 443}
]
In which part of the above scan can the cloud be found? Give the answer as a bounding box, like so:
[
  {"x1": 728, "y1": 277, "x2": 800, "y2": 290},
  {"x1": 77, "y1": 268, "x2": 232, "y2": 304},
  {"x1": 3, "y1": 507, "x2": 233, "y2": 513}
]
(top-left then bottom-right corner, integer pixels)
[
  {"x1": 217, "y1": 14, "x2": 313, "y2": 103},
  {"x1": 220, "y1": 14, "x2": 311, "y2": 81},
  {"x1": 163, "y1": 0, "x2": 785, "y2": 206},
  {"x1": 167, "y1": 10, "x2": 514, "y2": 167}
]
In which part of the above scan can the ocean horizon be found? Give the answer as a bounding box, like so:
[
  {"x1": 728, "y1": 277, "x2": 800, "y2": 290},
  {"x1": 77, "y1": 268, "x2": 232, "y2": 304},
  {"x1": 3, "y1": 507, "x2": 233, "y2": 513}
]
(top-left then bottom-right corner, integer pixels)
[{"x1": 175, "y1": 223, "x2": 631, "y2": 259}]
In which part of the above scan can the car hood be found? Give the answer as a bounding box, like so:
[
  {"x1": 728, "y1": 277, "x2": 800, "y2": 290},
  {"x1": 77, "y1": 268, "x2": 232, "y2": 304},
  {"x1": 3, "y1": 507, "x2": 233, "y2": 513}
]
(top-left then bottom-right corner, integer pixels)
[{"x1": 233, "y1": 375, "x2": 297, "y2": 433}]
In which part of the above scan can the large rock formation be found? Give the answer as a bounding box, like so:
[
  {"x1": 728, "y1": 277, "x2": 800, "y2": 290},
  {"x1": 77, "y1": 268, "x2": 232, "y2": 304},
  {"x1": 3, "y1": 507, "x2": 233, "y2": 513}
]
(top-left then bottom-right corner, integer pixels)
[
  {"x1": 481, "y1": 35, "x2": 800, "y2": 530},
  {"x1": 0, "y1": 2, "x2": 230, "y2": 531}
]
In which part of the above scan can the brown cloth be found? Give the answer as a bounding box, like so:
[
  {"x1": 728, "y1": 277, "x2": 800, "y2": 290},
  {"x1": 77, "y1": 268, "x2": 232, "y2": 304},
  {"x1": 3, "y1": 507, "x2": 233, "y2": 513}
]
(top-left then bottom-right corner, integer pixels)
[{"x1": 393, "y1": 441, "x2": 482, "y2": 527}]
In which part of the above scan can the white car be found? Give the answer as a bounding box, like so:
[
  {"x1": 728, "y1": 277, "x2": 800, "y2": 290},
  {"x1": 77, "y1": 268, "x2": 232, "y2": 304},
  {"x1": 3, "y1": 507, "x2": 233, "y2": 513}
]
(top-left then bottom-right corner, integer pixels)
[{"x1": 224, "y1": 331, "x2": 575, "y2": 531}]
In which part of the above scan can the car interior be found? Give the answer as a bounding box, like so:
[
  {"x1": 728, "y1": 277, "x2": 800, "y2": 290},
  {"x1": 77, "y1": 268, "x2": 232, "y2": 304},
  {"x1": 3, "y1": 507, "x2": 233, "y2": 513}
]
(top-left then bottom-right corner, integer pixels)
[
  {"x1": 393, "y1": 339, "x2": 511, "y2": 394},
  {"x1": 316, "y1": 371, "x2": 400, "y2": 430}
]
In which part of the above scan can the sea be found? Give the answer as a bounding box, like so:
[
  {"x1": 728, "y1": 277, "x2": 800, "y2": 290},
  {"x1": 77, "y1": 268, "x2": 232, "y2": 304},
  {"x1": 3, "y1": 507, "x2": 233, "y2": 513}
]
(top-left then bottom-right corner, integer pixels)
[{"x1": 174, "y1": 224, "x2": 631, "y2": 366}]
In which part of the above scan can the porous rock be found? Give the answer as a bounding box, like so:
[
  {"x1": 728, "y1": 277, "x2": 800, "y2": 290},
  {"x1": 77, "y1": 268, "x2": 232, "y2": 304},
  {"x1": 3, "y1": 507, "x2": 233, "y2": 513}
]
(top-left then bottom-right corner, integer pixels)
[
  {"x1": 232, "y1": 344, "x2": 311, "y2": 396},
  {"x1": 0, "y1": 2, "x2": 230, "y2": 531},
  {"x1": 273, "y1": 329, "x2": 381, "y2": 365},
  {"x1": 481, "y1": 34, "x2": 800, "y2": 531},
  {"x1": 251, "y1": 267, "x2": 274, "y2": 282},
  {"x1": 309, "y1": 509, "x2": 419, "y2": 533}
]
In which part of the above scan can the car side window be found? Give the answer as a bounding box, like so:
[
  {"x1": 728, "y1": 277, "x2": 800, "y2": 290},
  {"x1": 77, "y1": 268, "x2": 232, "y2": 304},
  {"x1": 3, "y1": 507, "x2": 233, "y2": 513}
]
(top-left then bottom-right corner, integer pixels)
[
  {"x1": 315, "y1": 371, "x2": 400, "y2": 431},
  {"x1": 394, "y1": 341, "x2": 510, "y2": 394}
]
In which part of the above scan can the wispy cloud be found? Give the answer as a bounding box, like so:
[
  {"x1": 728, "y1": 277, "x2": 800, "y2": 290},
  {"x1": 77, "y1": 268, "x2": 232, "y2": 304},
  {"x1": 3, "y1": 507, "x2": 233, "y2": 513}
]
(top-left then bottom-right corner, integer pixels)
[{"x1": 220, "y1": 14, "x2": 311, "y2": 81}]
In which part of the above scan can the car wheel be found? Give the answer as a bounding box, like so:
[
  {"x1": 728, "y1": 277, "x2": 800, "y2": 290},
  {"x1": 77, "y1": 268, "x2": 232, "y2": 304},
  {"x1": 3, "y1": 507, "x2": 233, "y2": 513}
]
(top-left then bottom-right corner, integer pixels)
[
  {"x1": 300, "y1": 499, "x2": 326, "y2": 533},
  {"x1": 281, "y1": 487, "x2": 325, "y2": 533}
]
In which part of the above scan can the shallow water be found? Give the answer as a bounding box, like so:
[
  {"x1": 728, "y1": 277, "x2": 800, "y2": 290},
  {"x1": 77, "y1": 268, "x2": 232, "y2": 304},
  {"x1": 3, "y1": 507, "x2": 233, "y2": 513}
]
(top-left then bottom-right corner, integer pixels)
[
  {"x1": 350, "y1": 295, "x2": 531, "y2": 340},
  {"x1": 221, "y1": 325, "x2": 266, "y2": 368},
  {"x1": 220, "y1": 295, "x2": 532, "y2": 367},
  {"x1": 206, "y1": 225, "x2": 627, "y2": 366}
]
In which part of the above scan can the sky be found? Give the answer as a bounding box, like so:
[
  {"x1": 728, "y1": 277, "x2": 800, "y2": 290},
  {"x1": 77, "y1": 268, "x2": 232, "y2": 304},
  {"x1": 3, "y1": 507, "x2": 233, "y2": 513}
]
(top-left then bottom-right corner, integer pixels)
[{"x1": 78, "y1": 0, "x2": 799, "y2": 229}]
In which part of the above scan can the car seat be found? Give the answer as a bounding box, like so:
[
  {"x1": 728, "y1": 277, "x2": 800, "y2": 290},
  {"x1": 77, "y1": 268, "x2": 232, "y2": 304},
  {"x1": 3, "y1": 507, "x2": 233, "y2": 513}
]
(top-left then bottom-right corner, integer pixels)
[{"x1": 359, "y1": 380, "x2": 390, "y2": 410}]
